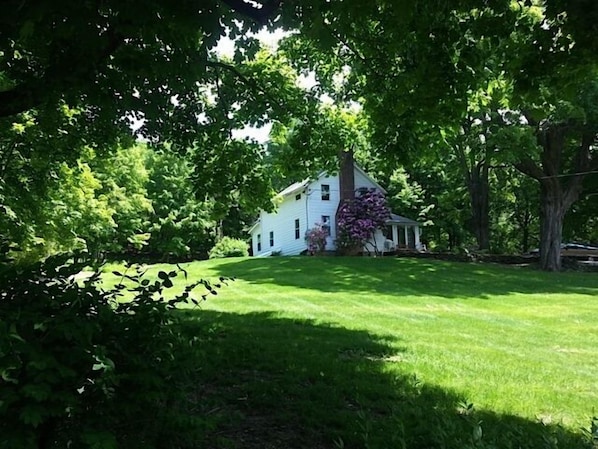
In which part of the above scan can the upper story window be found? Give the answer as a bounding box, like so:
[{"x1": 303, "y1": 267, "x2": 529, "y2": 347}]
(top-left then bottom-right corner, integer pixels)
[
  {"x1": 321, "y1": 184, "x2": 330, "y2": 201},
  {"x1": 295, "y1": 193, "x2": 301, "y2": 200}
]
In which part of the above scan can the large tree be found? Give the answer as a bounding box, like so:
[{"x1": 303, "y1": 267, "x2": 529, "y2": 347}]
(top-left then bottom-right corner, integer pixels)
[
  {"x1": 502, "y1": 6, "x2": 598, "y2": 270},
  {"x1": 0, "y1": 1, "x2": 323, "y2": 261},
  {"x1": 280, "y1": 0, "x2": 598, "y2": 270},
  {"x1": 3, "y1": 0, "x2": 597, "y2": 269}
]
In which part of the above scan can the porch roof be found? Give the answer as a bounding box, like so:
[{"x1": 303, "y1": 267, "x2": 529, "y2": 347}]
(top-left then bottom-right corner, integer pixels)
[{"x1": 386, "y1": 213, "x2": 420, "y2": 226}]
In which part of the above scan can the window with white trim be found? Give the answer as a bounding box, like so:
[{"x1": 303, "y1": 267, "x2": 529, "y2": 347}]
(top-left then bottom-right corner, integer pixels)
[{"x1": 321, "y1": 215, "x2": 331, "y2": 236}]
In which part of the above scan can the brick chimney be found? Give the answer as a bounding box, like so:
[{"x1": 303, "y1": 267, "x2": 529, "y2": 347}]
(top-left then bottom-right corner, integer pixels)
[
  {"x1": 335, "y1": 147, "x2": 355, "y2": 241},
  {"x1": 338, "y1": 147, "x2": 355, "y2": 202}
]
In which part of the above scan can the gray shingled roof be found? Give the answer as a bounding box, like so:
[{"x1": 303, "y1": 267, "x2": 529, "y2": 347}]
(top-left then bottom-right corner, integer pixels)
[{"x1": 386, "y1": 213, "x2": 420, "y2": 225}]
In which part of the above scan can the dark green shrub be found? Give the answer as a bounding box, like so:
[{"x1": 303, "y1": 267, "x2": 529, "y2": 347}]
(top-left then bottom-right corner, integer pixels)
[
  {"x1": 208, "y1": 237, "x2": 248, "y2": 259},
  {"x1": 0, "y1": 255, "x2": 223, "y2": 449}
]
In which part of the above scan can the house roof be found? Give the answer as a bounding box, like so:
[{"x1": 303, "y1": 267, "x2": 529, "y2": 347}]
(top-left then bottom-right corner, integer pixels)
[
  {"x1": 275, "y1": 163, "x2": 385, "y2": 198},
  {"x1": 276, "y1": 179, "x2": 310, "y2": 198},
  {"x1": 386, "y1": 213, "x2": 420, "y2": 225},
  {"x1": 247, "y1": 219, "x2": 260, "y2": 234}
]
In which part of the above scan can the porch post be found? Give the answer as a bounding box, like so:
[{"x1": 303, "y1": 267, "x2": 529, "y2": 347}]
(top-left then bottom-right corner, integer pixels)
[
  {"x1": 392, "y1": 224, "x2": 399, "y2": 245},
  {"x1": 404, "y1": 226, "x2": 409, "y2": 248},
  {"x1": 414, "y1": 225, "x2": 421, "y2": 250}
]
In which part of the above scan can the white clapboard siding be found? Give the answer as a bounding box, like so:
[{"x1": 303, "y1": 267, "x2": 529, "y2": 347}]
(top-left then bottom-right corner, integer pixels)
[
  {"x1": 304, "y1": 174, "x2": 340, "y2": 250},
  {"x1": 251, "y1": 165, "x2": 388, "y2": 256},
  {"x1": 251, "y1": 188, "x2": 308, "y2": 256},
  {"x1": 354, "y1": 166, "x2": 386, "y2": 192}
]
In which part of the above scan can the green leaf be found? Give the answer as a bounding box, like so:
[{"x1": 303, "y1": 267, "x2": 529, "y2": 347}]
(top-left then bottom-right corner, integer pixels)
[
  {"x1": 1, "y1": 369, "x2": 19, "y2": 384},
  {"x1": 19, "y1": 405, "x2": 45, "y2": 427},
  {"x1": 81, "y1": 430, "x2": 118, "y2": 449},
  {"x1": 22, "y1": 383, "x2": 52, "y2": 401}
]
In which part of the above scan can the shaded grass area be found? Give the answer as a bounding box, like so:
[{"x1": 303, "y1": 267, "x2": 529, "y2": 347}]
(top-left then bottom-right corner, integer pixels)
[
  {"x1": 102, "y1": 257, "x2": 598, "y2": 447},
  {"x1": 180, "y1": 310, "x2": 593, "y2": 449}
]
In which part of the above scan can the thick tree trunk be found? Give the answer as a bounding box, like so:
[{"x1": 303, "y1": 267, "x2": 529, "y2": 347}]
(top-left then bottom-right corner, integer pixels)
[
  {"x1": 538, "y1": 183, "x2": 566, "y2": 271},
  {"x1": 515, "y1": 125, "x2": 593, "y2": 271},
  {"x1": 468, "y1": 162, "x2": 490, "y2": 250},
  {"x1": 454, "y1": 119, "x2": 491, "y2": 252}
]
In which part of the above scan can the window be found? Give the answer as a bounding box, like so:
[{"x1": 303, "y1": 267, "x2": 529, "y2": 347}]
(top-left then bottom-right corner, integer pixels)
[
  {"x1": 295, "y1": 193, "x2": 301, "y2": 200},
  {"x1": 257, "y1": 234, "x2": 262, "y2": 252},
  {"x1": 295, "y1": 219, "x2": 300, "y2": 239},
  {"x1": 321, "y1": 215, "x2": 331, "y2": 236},
  {"x1": 321, "y1": 184, "x2": 330, "y2": 200},
  {"x1": 269, "y1": 231, "x2": 274, "y2": 247}
]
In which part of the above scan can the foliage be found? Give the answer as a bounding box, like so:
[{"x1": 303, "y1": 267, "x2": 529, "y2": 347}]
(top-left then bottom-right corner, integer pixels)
[
  {"x1": 89, "y1": 145, "x2": 154, "y2": 257},
  {"x1": 208, "y1": 237, "x2": 249, "y2": 259},
  {"x1": 145, "y1": 149, "x2": 216, "y2": 259},
  {"x1": 304, "y1": 223, "x2": 328, "y2": 255},
  {"x1": 280, "y1": 1, "x2": 598, "y2": 268},
  {"x1": 1, "y1": 142, "x2": 220, "y2": 263},
  {"x1": 0, "y1": 0, "x2": 284, "y2": 143},
  {"x1": 0, "y1": 5, "x2": 321, "y2": 264},
  {"x1": 269, "y1": 105, "x2": 372, "y2": 182},
  {"x1": 0, "y1": 255, "x2": 222, "y2": 449},
  {"x1": 336, "y1": 188, "x2": 390, "y2": 254}
]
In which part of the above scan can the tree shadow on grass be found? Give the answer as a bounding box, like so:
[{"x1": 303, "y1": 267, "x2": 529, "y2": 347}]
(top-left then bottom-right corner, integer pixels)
[
  {"x1": 178, "y1": 309, "x2": 592, "y2": 449},
  {"x1": 210, "y1": 257, "x2": 598, "y2": 299}
]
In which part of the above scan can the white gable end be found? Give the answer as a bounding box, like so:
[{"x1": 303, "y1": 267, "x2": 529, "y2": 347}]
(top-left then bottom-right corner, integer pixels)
[{"x1": 251, "y1": 187, "x2": 309, "y2": 256}]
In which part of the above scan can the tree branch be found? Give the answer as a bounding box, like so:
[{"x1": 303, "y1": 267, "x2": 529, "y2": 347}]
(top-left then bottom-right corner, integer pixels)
[
  {"x1": 327, "y1": 29, "x2": 389, "y2": 83},
  {"x1": 514, "y1": 157, "x2": 544, "y2": 180},
  {"x1": 219, "y1": 0, "x2": 282, "y2": 24},
  {"x1": 206, "y1": 60, "x2": 287, "y2": 113},
  {"x1": 562, "y1": 129, "x2": 595, "y2": 208}
]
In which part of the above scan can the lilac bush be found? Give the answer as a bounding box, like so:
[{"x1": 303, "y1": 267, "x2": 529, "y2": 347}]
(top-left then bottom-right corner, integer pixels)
[
  {"x1": 336, "y1": 188, "x2": 390, "y2": 254},
  {"x1": 305, "y1": 223, "x2": 328, "y2": 255}
]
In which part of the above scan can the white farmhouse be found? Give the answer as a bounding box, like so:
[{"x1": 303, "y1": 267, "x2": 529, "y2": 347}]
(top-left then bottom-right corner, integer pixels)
[{"x1": 249, "y1": 151, "x2": 423, "y2": 256}]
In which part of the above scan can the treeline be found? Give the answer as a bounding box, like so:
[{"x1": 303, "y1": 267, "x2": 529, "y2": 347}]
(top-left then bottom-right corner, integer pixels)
[
  {"x1": 0, "y1": 143, "x2": 248, "y2": 263},
  {"x1": 363, "y1": 152, "x2": 598, "y2": 256}
]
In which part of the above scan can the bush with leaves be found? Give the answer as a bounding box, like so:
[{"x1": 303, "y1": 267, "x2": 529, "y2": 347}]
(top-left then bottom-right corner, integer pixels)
[
  {"x1": 305, "y1": 223, "x2": 328, "y2": 255},
  {"x1": 336, "y1": 188, "x2": 391, "y2": 255},
  {"x1": 208, "y1": 237, "x2": 249, "y2": 259},
  {"x1": 0, "y1": 255, "x2": 226, "y2": 449}
]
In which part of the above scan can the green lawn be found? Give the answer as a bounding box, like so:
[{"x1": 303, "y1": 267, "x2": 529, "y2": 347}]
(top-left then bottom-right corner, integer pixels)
[{"x1": 104, "y1": 257, "x2": 598, "y2": 448}]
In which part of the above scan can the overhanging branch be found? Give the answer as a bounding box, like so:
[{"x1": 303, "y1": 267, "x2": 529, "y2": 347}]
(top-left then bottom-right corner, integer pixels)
[{"x1": 206, "y1": 60, "x2": 286, "y2": 113}]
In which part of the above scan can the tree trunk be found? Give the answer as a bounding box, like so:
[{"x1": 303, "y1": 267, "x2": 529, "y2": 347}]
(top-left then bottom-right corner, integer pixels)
[
  {"x1": 520, "y1": 208, "x2": 531, "y2": 254},
  {"x1": 538, "y1": 182, "x2": 566, "y2": 271},
  {"x1": 515, "y1": 126, "x2": 592, "y2": 271},
  {"x1": 468, "y1": 162, "x2": 490, "y2": 250},
  {"x1": 454, "y1": 121, "x2": 491, "y2": 252}
]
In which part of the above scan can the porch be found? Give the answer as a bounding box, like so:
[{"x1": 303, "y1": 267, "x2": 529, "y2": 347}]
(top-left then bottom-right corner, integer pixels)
[{"x1": 380, "y1": 213, "x2": 424, "y2": 253}]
